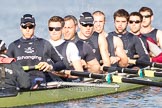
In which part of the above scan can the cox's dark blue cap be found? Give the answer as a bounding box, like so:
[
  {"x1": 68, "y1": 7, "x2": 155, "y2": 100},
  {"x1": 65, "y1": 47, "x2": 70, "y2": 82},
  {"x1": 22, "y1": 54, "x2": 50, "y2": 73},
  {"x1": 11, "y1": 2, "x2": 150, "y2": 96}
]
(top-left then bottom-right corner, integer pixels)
[{"x1": 21, "y1": 14, "x2": 35, "y2": 25}]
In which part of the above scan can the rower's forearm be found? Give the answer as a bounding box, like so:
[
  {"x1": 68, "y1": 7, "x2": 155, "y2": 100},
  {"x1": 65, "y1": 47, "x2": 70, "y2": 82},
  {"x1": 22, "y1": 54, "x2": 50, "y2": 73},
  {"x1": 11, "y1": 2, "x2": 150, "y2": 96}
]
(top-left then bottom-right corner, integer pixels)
[
  {"x1": 53, "y1": 61, "x2": 66, "y2": 71},
  {"x1": 87, "y1": 65, "x2": 101, "y2": 74}
]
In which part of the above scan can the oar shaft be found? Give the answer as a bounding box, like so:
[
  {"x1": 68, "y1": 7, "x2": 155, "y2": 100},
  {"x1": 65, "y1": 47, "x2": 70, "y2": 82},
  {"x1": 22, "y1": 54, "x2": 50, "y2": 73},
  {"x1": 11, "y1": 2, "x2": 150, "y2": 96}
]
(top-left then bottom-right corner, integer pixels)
[
  {"x1": 103, "y1": 66, "x2": 138, "y2": 74},
  {"x1": 154, "y1": 72, "x2": 162, "y2": 77},
  {"x1": 109, "y1": 74, "x2": 162, "y2": 87},
  {"x1": 122, "y1": 78, "x2": 162, "y2": 87},
  {"x1": 135, "y1": 60, "x2": 162, "y2": 68},
  {"x1": 69, "y1": 70, "x2": 106, "y2": 79}
]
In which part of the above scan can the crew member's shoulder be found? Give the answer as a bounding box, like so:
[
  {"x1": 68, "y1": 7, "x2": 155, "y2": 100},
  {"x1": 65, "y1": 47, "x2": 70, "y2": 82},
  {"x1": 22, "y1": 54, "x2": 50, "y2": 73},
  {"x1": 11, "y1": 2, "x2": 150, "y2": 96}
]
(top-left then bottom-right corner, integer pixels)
[
  {"x1": 8, "y1": 38, "x2": 21, "y2": 47},
  {"x1": 12, "y1": 38, "x2": 21, "y2": 44},
  {"x1": 126, "y1": 32, "x2": 134, "y2": 37},
  {"x1": 37, "y1": 38, "x2": 51, "y2": 45},
  {"x1": 36, "y1": 37, "x2": 47, "y2": 42},
  {"x1": 93, "y1": 31, "x2": 99, "y2": 36},
  {"x1": 108, "y1": 31, "x2": 119, "y2": 37}
]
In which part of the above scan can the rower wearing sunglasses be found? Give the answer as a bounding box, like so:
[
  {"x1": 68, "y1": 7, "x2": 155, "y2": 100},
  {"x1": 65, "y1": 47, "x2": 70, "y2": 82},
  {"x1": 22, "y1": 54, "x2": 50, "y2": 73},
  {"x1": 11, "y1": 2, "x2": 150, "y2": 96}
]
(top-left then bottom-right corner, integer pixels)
[
  {"x1": 139, "y1": 7, "x2": 162, "y2": 49},
  {"x1": 7, "y1": 14, "x2": 66, "y2": 88},
  {"x1": 108, "y1": 9, "x2": 150, "y2": 69},
  {"x1": 77, "y1": 12, "x2": 111, "y2": 72},
  {"x1": 129, "y1": 12, "x2": 162, "y2": 63},
  {"x1": 63, "y1": 15, "x2": 100, "y2": 74},
  {"x1": 48, "y1": 16, "x2": 83, "y2": 82}
]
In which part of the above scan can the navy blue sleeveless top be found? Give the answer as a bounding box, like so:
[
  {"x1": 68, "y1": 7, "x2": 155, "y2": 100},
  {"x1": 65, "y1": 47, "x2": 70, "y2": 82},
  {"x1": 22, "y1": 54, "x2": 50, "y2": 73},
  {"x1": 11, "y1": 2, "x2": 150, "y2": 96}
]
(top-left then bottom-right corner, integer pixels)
[
  {"x1": 142, "y1": 29, "x2": 157, "y2": 43},
  {"x1": 76, "y1": 32, "x2": 102, "y2": 63}
]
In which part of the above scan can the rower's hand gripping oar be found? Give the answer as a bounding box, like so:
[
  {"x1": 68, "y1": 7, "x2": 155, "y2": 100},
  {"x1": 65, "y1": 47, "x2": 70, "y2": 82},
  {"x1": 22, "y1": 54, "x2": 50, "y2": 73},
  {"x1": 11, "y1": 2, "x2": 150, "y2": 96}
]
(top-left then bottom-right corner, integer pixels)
[
  {"x1": 22, "y1": 65, "x2": 51, "y2": 72},
  {"x1": 103, "y1": 66, "x2": 162, "y2": 78}
]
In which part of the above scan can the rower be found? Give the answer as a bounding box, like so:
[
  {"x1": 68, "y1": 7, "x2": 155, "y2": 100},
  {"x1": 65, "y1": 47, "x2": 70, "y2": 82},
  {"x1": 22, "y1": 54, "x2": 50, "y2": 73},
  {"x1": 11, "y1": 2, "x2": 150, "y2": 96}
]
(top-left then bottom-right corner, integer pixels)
[
  {"x1": 108, "y1": 9, "x2": 150, "y2": 69},
  {"x1": 129, "y1": 11, "x2": 162, "y2": 63},
  {"x1": 48, "y1": 16, "x2": 83, "y2": 82},
  {"x1": 139, "y1": 7, "x2": 162, "y2": 49},
  {"x1": 92, "y1": 11, "x2": 108, "y2": 37},
  {"x1": 7, "y1": 14, "x2": 65, "y2": 88},
  {"x1": 0, "y1": 40, "x2": 30, "y2": 96},
  {"x1": 63, "y1": 15, "x2": 100, "y2": 73},
  {"x1": 93, "y1": 10, "x2": 128, "y2": 67},
  {"x1": 77, "y1": 12, "x2": 111, "y2": 71}
]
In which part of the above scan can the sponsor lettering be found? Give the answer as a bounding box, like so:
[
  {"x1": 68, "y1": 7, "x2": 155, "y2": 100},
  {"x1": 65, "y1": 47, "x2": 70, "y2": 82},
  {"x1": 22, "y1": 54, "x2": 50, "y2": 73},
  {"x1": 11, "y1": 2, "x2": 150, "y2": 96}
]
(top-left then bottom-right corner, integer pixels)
[
  {"x1": 17, "y1": 56, "x2": 42, "y2": 61},
  {"x1": 0, "y1": 67, "x2": 13, "y2": 74}
]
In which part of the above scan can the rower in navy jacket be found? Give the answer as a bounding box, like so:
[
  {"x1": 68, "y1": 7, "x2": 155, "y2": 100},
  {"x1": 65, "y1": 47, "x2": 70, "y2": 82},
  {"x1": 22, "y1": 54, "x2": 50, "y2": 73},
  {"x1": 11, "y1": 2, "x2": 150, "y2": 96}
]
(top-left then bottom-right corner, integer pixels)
[{"x1": 7, "y1": 14, "x2": 66, "y2": 87}]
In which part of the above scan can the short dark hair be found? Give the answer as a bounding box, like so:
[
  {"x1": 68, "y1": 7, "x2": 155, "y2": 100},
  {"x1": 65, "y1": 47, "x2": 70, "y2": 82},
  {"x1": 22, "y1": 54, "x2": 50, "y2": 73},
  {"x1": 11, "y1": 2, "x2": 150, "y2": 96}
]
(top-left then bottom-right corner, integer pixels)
[
  {"x1": 129, "y1": 12, "x2": 143, "y2": 21},
  {"x1": 64, "y1": 15, "x2": 78, "y2": 25},
  {"x1": 113, "y1": 9, "x2": 129, "y2": 21},
  {"x1": 48, "y1": 16, "x2": 65, "y2": 27},
  {"x1": 139, "y1": 7, "x2": 153, "y2": 16}
]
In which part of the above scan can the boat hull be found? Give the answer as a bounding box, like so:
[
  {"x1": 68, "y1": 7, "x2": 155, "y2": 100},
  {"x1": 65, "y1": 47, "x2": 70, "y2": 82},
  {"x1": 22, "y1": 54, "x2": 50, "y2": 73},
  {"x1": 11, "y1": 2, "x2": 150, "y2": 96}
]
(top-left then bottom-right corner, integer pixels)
[{"x1": 0, "y1": 77, "x2": 161, "y2": 107}]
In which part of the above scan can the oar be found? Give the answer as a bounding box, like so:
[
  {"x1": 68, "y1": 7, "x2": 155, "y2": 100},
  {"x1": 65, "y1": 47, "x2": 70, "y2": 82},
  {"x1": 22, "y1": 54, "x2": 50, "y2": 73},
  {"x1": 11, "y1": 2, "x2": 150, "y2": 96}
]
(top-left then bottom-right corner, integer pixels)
[
  {"x1": 129, "y1": 59, "x2": 162, "y2": 68},
  {"x1": 109, "y1": 75, "x2": 162, "y2": 87},
  {"x1": 41, "y1": 81, "x2": 119, "y2": 88},
  {"x1": 22, "y1": 65, "x2": 39, "y2": 71},
  {"x1": 103, "y1": 66, "x2": 162, "y2": 77},
  {"x1": 63, "y1": 70, "x2": 162, "y2": 87}
]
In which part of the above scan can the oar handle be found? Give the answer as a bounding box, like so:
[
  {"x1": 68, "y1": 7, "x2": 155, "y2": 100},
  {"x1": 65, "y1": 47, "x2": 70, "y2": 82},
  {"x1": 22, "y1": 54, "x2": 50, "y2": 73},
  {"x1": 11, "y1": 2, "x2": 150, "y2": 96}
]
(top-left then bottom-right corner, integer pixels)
[
  {"x1": 22, "y1": 65, "x2": 39, "y2": 71},
  {"x1": 130, "y1": 59, "x2": 162, "y2": 68}
]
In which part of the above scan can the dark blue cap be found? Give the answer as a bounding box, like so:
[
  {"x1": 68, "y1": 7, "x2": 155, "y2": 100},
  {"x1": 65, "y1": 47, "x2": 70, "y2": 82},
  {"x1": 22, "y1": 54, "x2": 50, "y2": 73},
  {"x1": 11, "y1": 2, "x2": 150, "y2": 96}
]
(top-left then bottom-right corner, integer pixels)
[
  {"x1": 21, "y1": 14, "x2": 35, "y2": 25},
  {"x1": 79, "y1": 12, "x2": 94, "y2": 25}
]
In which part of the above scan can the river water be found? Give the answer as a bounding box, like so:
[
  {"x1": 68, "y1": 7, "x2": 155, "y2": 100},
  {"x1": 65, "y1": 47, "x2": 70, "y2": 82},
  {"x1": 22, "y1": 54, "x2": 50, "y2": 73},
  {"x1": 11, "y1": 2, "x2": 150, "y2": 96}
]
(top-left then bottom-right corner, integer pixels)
[{"x1": 1, "y1": 0, "x2": 162, "y2": 107}]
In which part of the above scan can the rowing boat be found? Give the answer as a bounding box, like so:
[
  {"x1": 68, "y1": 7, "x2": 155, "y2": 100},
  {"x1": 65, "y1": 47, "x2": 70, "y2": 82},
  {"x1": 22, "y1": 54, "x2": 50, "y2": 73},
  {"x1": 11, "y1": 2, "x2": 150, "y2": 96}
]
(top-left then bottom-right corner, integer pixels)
[
  {"x1": 0, "y1": 76, "x2": 162, "y2": 107},
  {"x1": 1, "y1": 64, "x2": 162, "y2": 107}
]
